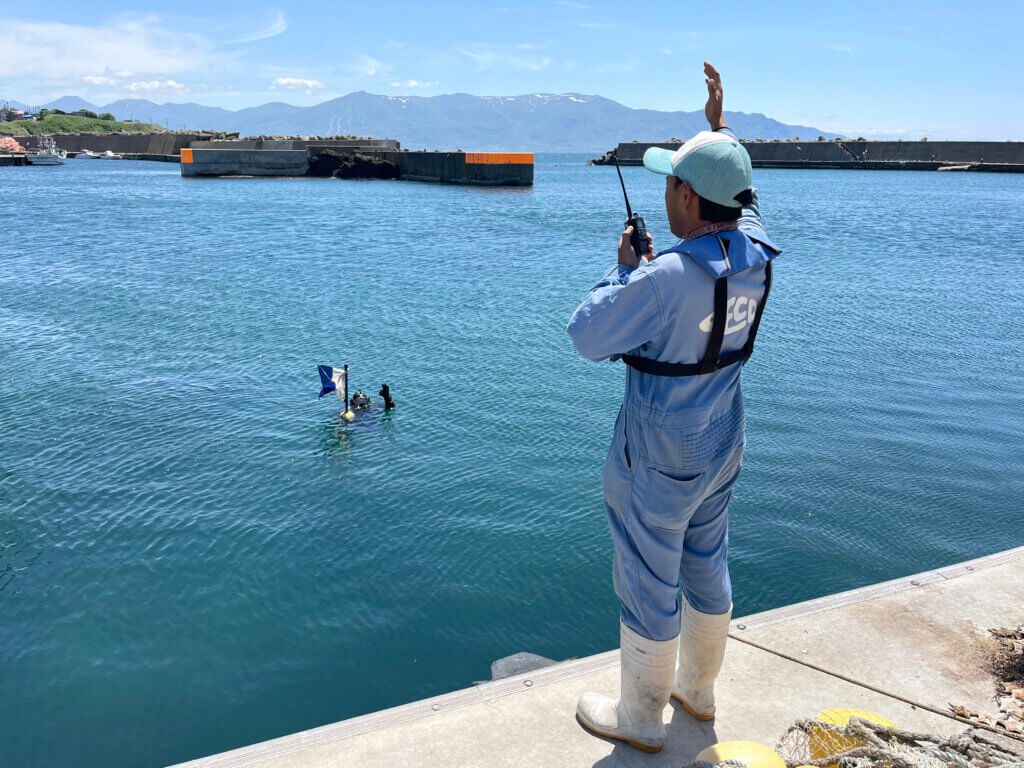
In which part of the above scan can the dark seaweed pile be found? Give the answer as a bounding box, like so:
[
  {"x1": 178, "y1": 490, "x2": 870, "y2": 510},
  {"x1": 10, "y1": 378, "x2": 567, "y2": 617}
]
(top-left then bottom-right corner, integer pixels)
[{"x1": 307, "y1": 149, "x2": 399, "y2": 179}]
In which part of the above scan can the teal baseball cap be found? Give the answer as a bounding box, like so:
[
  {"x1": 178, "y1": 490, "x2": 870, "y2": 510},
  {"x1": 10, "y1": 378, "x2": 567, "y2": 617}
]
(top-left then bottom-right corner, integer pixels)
[{"x1": 643, "y1": 131, "x2": 752, "y2": 208}]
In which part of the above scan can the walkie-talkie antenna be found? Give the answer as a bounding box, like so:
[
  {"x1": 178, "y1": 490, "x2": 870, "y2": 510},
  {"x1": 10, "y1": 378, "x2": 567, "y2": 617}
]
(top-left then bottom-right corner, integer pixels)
[{"x1": 612, "y1": 151, "x2": 634, "y2": 219}]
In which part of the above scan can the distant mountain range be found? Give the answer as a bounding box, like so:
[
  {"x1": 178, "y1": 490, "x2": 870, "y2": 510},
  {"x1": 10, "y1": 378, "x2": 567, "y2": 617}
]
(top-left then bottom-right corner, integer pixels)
[{"x1": 2, "y1": 92, "x2": 842, "y2": 150}]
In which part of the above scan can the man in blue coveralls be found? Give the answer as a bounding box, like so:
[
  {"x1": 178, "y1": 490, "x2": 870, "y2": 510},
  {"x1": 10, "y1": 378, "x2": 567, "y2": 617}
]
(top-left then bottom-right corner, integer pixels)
[{"x1": 568, "y1": 62, "x2": 780, "y2": 753}]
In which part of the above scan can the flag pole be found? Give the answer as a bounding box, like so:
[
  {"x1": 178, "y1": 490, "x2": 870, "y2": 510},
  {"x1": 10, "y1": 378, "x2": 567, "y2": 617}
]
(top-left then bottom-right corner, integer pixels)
[{"x1": 342, "y1": 364, "x2": 354, "y2": 420}]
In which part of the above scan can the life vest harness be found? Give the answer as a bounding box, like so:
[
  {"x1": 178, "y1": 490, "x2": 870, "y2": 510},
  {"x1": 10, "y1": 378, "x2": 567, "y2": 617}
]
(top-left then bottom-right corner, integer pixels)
[{"x1": 622, "y1": 234, "x2": 773, "y2": 377}]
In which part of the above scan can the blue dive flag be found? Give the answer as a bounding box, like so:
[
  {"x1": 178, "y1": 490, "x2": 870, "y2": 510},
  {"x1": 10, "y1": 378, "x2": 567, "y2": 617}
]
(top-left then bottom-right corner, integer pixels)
[{"x1": 318, "y1": 365, "x2": 347, "y2": 400}]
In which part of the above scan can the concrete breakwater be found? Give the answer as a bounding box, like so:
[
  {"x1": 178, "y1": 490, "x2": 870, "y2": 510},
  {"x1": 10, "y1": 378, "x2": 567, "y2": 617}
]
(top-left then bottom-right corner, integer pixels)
[
  {"x1": 190, "y1": 137, "x2": 400, "y2": 152},
  {"x1": 180, "y1": 147, "x2": 535, "y2": 186},
  {"x1": 594, "y1": 139, "x2": 1024, "y2": 173},
  {"x1": 9, "y1": 132, "x2": 532, "y2": 185},
  {"x1": 15, "y1": 131, "x2": 238, "y2": 158}
]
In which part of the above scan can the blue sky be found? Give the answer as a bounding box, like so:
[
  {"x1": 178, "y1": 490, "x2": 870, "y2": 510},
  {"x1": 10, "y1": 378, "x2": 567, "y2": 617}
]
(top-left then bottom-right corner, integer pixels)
[{"x1": 1, "y1": 0, "x2": 1020, "y2": 139}]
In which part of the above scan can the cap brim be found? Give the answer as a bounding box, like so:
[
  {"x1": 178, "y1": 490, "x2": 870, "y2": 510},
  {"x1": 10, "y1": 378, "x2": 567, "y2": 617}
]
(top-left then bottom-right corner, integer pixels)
[{"x1": 642, "y1": 147, "x2": 675, "y2": 175}]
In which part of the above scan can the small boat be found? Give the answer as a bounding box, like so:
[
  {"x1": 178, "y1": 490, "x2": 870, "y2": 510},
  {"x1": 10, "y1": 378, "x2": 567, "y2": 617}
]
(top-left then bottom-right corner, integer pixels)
[
  {"x1": 27, "y1": 135, "x2": 67, "y2": 166},
  {"x1": 99, "y1": 150, "x2": 123, "y2": 160},
  {"x1": 79, "y1": 149, "x2": 101, "y2": 159}
]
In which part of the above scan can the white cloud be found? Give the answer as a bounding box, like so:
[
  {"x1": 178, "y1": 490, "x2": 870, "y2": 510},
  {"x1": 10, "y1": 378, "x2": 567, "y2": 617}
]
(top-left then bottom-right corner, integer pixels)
[
  {"x1": 82, "y1": 75, "x2": 118, "y2": 86},
  {"x1": 390, "y1": 79, "x2": 438, "y2": 88},
  {"x1": 0, "y1": 17, "x2": 217, "y2": 82},
  {"x1": 824, "y1": 43, "x2": 853, "y2": 53},
  {"x1": 592, "y1": 59, "x2": 638, "y2": 74},
  {"x1": 459, "y1": 46, "x2": 551, "y2": 71},
  {"x1": 233, "y1": 10, "x2": 287, "y2": 43},
  {"x1": 271, "y1": 77, "x2": 325, "y2": 90},
  {"x1": 358, "y1": 55, "x2": 384, "y2": 76},
  {"x1": 556, "y1": 1, "x2": 589, "y2": 7},
  {"x1": 126, "y1": 79, "x2": 188, "y2": 94}
]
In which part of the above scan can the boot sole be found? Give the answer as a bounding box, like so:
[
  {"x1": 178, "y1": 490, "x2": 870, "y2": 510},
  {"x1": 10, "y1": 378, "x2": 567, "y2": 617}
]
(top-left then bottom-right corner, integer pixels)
[
  {"x1": 575, "y1": 713, "x2": 663, "y2": 753},
  {"x1": 670, "y1": 693, "x2": 715, "y2": 721}
]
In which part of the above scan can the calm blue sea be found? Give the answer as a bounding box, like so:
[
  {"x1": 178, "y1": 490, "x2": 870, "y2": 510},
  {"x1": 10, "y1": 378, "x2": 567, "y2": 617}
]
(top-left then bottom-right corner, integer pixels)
[{"x1": 1, "y1": 155, "x2": 1022, "y2": 767}]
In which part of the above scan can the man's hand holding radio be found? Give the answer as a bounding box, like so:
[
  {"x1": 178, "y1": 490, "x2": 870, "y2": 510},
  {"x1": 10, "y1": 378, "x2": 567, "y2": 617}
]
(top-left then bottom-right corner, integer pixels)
[{"x1": 618, "y1": 226, "x2": 654, "y2": 268}]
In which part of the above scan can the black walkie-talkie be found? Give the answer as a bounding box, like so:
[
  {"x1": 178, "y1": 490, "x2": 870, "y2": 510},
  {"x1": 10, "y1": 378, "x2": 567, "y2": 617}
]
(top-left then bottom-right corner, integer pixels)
[{"x1": 612, "y1": 151, "x2": 649, "y2": 262}]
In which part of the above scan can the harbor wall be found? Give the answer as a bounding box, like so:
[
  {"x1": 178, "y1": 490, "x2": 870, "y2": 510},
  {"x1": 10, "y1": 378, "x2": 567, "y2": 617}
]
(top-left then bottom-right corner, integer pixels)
[
  {"x1": 16, "y1": 132, "x2": 209, "y2": 155},
  {"x1": 605, "y1": 139, "x2": 1024, "y2": 171},
  {"x1": 14, "y1": 133, "x2": 396, "y2": 156},
  {"x1": 385, "y1": 151, "x2": 534, "y2": 185},
  {"x1": 181, "y1": 148, "x2": 534, "y2": 185},
  {"x1": 180, "y1": 149, "x2": 310, "y2": 177},
  {"x1": 11, "y1": 132, "x2": 533, "y2": 184},
  {"x1": 191, "y1": 138, "x2": 400, "y2": 151}
]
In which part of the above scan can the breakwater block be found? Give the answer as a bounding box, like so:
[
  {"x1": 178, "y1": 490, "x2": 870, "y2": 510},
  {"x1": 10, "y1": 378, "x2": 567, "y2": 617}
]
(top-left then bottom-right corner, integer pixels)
[
  {"x1": 386, "y1": 151, "x2": 534, "y2": 185},
  {"x1": 181, "y1": 148, "x2": 310, "y2": 177},
  {"x1": 595, "y1": 139, "x2": 1024, "y2": 173},
  {"x1": 17, "y1": 131, "x2": 228, "y2": 157},
  {"x1": 180, "y1": 147, "x2": 534, "y2": 185}
]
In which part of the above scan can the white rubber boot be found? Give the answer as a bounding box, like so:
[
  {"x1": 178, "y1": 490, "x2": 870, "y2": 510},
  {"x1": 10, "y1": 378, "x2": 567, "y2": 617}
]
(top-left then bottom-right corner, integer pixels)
[
  {"x1": 576, "y1": 622, "x2": 678, "y2": 753},
  {"x1": 671, "y1": 599, "x2": 732, "y2": 720}
]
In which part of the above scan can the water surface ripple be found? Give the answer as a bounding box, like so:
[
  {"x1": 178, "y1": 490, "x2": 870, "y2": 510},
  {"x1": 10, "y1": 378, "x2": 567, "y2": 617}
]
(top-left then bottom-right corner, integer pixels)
[{"x1": 1, "y1": 157, "x2": 1022, "y2": 767}]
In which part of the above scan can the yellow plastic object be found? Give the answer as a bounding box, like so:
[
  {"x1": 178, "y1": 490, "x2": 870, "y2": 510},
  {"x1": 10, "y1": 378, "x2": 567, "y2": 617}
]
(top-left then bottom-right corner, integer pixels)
[
  {"x1": 696, "y1": 741, "x2": 786, "y2": 768},
  {"x1": 808, "y1": 708, "x2": 895, "y2": 762},
  {"x1": 342, "y1": 410, "x2": 355, "y2": 421}
]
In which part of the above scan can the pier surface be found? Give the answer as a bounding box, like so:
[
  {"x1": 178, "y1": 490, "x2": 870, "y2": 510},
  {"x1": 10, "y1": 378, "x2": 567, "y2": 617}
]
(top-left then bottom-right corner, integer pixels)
[{"x1": 171, "y1": 546, "x2": 1024, "y2": 767}]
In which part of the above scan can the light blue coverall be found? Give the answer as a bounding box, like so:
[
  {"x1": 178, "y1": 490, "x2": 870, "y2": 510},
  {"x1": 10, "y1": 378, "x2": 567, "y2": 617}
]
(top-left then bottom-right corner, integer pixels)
[{"x1": 567, "y1": 166, "x2": 778, "y2": 642}]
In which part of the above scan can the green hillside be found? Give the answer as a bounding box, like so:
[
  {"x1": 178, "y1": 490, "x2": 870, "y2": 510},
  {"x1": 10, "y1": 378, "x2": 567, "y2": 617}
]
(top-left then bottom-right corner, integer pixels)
[{"x1": 0, "y1": 114, "x2": 165, "y2": 136}]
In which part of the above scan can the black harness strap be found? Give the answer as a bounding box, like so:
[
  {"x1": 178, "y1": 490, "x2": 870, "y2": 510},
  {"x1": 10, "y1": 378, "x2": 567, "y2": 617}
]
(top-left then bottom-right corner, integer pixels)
[
  {"x1": 699, "y1": 275, "x2": 729, "y2": 374},
  {"x1": 622, "y1": 258, "x2": 772, "y2": 378},
  {"x1": 741, "y1": 260, "x2": 772, "y2": 364}
]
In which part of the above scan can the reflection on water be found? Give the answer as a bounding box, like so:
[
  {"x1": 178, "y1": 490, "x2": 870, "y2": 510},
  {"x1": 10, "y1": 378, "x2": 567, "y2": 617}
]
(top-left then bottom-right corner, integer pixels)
[{"x1": 1, "y1": 157, "x2": 1022, "y2": 768}]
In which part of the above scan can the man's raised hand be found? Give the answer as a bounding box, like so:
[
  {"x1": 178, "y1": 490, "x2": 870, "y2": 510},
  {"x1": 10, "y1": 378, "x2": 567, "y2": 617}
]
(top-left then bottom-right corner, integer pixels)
[{"x1": 704, "y1": 61, "x2": 727, "y2": 131}]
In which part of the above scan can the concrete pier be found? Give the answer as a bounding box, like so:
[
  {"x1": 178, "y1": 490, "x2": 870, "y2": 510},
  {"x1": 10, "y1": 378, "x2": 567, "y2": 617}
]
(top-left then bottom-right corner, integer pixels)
[
  {"x1": 597, "y1": 139, "x2": 1024, "y2": 173},
  {"x1": 15, "y1": 132, "x2": 220, "y2": 156},
  {"x1": 6, "y1": 132, "x2": 534, "y2": 184},
  {"x1": 169, "y1": 544, "x2": 1024, "y2": 768},
  {"x1": 180, "y1": 148, "x2": 310, "y2": 177},
  {"x1": 180, "y1": 147, "x2": 534, "y2": 185}
]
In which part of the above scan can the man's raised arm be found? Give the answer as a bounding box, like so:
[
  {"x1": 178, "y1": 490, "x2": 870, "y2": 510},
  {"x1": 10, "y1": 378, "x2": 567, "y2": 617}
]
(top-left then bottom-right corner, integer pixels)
[{"x1": 702, "y1": 61, "x2": 767, "y2": 236}]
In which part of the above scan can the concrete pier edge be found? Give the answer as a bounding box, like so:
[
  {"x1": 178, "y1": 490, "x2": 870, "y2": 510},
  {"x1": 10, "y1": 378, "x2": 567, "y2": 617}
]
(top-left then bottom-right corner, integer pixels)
[{"x1": 169, "y1": 544, "x2": 1024, "y2": 768}]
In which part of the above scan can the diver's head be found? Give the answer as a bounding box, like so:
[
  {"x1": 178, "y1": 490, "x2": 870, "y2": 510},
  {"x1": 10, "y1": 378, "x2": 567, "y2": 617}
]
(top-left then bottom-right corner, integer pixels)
[{"x1": 642, "y1": 131, "x2": 752, "y2": 238}]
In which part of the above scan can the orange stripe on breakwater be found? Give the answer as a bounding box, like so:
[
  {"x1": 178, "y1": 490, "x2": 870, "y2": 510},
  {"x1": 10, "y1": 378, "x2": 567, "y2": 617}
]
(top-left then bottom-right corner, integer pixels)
[
  {"x1": 180, "y1": 149, "x2": 193, "y2": 163},
  {"x1": 464, "y1": 152, "x2": 533, "y2": 165}
]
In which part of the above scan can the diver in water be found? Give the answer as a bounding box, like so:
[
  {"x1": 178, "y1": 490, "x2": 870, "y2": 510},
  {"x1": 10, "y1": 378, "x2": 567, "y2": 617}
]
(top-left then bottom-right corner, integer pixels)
[{"x1": 349, "y1": 390, "x2": 372, "y2": 410}]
